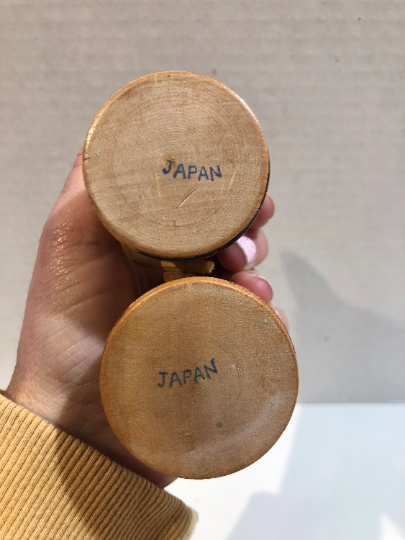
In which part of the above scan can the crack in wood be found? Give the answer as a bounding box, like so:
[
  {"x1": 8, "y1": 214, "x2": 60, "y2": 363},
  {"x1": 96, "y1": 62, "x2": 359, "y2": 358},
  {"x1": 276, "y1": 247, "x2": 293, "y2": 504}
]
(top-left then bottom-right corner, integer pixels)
[{"x1": 176, "y1": 186, "x2": 199, "y2": 210}]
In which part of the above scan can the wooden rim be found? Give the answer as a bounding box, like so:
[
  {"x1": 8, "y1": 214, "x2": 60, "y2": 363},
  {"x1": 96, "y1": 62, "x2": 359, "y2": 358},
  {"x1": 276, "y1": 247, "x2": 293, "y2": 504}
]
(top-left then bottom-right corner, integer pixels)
[
  {"x1": 101, "y1": 277, "x2": 298, "y2": 479},
  {"x1": 83, "y1": 72, "x2": 269, "y2": 260}
]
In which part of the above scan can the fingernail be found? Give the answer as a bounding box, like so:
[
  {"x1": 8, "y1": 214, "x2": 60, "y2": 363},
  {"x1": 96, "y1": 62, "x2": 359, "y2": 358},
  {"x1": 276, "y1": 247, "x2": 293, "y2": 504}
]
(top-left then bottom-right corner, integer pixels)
[
  {"x1": 236, "y1": 236, "x2": 256, "y2": 270},
  {"x1": 249, "y1": 272, "x2": 273, "y2": 303},
  {"x1": 73, "y1": 147, "x2": 84, "y2": 169},
  {"x1": 250, "y1": 272, "x2": 272, "y2": 286},
  {"x1": 246, "y1": 270, "x2": 272, "y2": 284}
]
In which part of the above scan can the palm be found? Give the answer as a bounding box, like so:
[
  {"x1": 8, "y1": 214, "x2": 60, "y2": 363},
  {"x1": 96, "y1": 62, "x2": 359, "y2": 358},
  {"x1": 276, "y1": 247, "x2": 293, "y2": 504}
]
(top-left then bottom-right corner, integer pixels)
[{"x1": 8, "y1": 162, "x2": 174, "y2": 487}]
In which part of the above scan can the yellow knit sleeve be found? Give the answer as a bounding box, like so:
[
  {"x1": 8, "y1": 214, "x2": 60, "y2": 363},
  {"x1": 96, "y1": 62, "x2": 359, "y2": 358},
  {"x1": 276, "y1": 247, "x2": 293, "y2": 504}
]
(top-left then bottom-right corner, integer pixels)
[{"x1": 0, "y1": 392, "x2": 197, "y2": 539}]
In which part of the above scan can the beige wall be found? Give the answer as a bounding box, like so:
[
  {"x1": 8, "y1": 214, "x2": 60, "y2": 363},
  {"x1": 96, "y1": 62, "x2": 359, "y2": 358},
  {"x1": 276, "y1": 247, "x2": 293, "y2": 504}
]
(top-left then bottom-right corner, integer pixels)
[{"x1": 0, "y1": 0, "x2": 404, "y2": 401}]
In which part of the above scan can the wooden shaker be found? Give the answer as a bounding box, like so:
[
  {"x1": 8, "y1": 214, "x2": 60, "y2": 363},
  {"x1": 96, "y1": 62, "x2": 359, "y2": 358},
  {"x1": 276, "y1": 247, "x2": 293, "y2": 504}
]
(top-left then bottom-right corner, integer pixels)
[{"x1": 83, "y1": 72, "x2": 298, "y2": 479}]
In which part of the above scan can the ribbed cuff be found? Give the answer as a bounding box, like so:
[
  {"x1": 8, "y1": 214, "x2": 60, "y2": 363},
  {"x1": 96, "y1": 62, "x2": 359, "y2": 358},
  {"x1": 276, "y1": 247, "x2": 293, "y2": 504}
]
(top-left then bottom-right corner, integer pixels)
[{"x1": 0, "y1": 392, "x2": 197, "y2": 539}]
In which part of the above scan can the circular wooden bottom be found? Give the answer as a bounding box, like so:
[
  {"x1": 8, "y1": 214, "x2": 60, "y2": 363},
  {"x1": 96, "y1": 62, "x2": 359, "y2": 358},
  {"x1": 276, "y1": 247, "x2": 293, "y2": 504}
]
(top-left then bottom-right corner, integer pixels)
[
  {"x1": 101, "y1": 277, "x2": 298, "y2": 479},
  {"x1": 83, "y1": 71, "x2": 269, "y2": 260}
]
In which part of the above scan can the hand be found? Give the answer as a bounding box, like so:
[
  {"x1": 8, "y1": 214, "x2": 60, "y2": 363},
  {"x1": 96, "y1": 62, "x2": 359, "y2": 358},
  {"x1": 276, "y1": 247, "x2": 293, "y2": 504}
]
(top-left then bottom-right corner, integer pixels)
[{"x1": 5, "y1": 148, "x2": 288, "y2": 489}]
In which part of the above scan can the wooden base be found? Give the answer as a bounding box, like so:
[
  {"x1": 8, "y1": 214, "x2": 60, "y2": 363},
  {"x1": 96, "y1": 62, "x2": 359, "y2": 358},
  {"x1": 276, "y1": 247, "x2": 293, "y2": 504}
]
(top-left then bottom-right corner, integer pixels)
[
  {"x1": 83, "y1": 71, "x2": 269, "y2": 261},
  {"x1": 100, "y1": 277, "x2": 298, "y2": 479}
]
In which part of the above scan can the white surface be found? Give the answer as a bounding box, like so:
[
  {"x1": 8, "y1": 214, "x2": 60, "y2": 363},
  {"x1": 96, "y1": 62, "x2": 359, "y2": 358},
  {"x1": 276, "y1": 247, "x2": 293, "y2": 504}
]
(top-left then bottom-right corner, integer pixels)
[{"x1": 167, "y1": 404, "x2": 405, "y2": 540}]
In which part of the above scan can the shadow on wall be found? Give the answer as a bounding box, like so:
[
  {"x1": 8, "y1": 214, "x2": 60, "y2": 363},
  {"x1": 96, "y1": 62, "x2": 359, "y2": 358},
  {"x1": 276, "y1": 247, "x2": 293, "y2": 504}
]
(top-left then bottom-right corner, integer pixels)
[
  {"x1": 225, "y1": 405, "x2": 405, "y2": 540},
  {"x1": 281, "y1": 252, "x2": 405, "y2": 402}
]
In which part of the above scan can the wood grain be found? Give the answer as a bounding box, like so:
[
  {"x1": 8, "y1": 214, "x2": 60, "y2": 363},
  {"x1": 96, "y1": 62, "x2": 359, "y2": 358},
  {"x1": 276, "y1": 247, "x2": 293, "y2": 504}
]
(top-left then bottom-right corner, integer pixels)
[
  {"x1": 83, "y1": 71, "x2": 269, "y2": 261},
  {"x1": 100, "y1": 277, "x2": 298, "y2": 479}
]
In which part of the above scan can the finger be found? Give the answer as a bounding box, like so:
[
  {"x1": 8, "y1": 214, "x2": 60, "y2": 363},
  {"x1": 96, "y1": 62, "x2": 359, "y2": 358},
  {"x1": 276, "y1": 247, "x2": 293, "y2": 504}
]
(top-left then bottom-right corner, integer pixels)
[
  {"x1": 230, "y1": 270, "x2": 273, "y2": 304},
  {"x1": 217, "y1": 227, "x2": 269, "y2": 273},
  {"x1": 45, "y1": 149, "x2": 119, "y2": 257},
  {"x1": 72, "y1": 145, "x2": 84, "y2": 170},
  {"x1": 32, "y1": 149, "x2": 134, "y2": 319},
  {"x1": 272, "y1": 305, "x2": 289, "y2": 331},
  {"x1": 54, "y1": 147, "x2": 95, "y2": 212},
  {"x1": 230, "y1": 271, "x2": 289, "y2": 331},
  {"x1": 249, "y1": 195, "x2": 275, "y2": 229}
]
